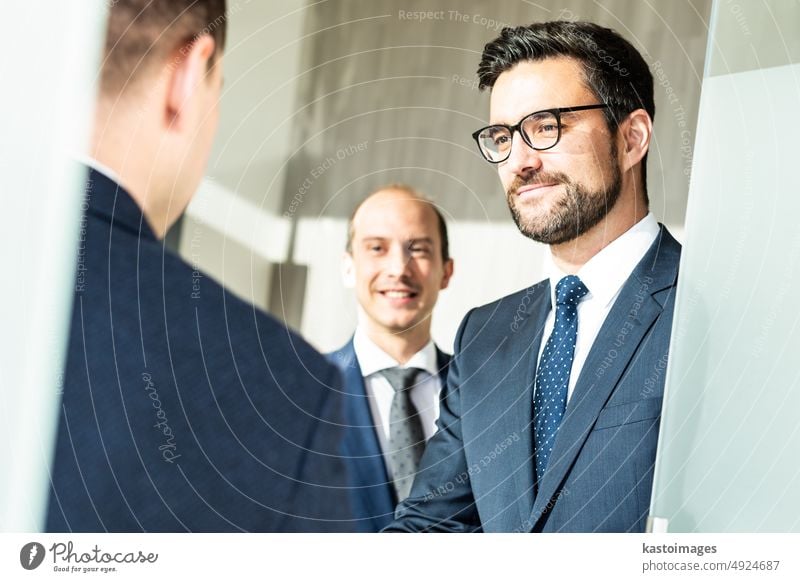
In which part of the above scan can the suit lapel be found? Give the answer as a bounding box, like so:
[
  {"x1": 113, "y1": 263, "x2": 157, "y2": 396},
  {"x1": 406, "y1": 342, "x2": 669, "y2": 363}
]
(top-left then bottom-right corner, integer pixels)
[
  {"x1": 435, "y1": 347, "x2": 451, "y2": 387},
  {"x1": 338, "y1": 341, "x2": 453, "y2": 523},
  {"x1": 338, "y1": 341, "x2": 453, "y2": 496},
  {"x1": 335, "y1": 342, "x2": 393, "y2": 490},
  {"x1": 529, "y1": 227, "x2": 680, "y2": 527}
]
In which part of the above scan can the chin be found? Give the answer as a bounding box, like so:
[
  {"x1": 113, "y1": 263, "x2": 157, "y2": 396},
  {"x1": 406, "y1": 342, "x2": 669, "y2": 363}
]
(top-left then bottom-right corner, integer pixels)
[
  {"x1": 384, "y1": 321, "x2": 417, "y2": 334},
  {"x1": 377, "y1": 317, "x2": 421, "y2": 335}
]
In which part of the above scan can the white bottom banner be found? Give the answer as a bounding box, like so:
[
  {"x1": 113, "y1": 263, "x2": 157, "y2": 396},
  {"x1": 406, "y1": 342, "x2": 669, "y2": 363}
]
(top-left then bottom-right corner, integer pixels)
[{"x1": 2, "y1": 533, "x2": 798, "y2": 581}]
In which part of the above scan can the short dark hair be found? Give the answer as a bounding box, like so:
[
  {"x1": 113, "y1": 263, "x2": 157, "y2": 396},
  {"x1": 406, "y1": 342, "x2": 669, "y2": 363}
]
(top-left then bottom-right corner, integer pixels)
[
  {"x1": 101, "y1": 0, "x2": 227, "y2": 95},
  {"x1": 477, "y1": 21, "x2": 654, "y2": 199},
  {"x1": 346, "y1": 184, "x2": 450, "y2": 263}
]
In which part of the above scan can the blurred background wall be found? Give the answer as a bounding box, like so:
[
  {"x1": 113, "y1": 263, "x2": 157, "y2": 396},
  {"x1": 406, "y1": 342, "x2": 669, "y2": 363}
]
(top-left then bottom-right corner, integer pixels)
[{"x1": 177, "y1": 0, "x2": 712, "y2": 353}]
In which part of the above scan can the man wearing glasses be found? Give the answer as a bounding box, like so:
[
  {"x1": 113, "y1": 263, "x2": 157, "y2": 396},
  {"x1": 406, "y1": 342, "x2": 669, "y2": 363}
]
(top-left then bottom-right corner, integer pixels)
[{"x1": 386, "y1": 21, "x2": 681, "y2": 532}]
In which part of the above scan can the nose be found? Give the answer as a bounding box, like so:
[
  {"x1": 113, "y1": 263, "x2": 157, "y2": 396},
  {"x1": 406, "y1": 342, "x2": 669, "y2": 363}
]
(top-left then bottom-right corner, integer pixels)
[
  {"x1": 385, "y1": 244, "x2": 413, "y2": 278},
  {"x1": 504, "y1": 130, "x2": 543, "y2": 177}
]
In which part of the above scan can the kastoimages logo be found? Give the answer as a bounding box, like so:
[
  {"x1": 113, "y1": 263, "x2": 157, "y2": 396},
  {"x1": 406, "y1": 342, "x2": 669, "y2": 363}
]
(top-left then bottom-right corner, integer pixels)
[{"x1": 20, "y1": 542, "x2": 46, "y2": 570}]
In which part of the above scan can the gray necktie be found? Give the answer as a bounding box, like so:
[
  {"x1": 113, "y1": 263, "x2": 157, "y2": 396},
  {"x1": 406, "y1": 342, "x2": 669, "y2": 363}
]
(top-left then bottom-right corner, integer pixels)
[{"x1": 380, "y1": 367, "x2": 426, "y2": 501}]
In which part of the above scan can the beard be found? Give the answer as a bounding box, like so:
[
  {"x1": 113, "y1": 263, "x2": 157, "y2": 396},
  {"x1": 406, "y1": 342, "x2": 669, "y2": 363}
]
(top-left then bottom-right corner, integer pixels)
[{"x1": 506, "y1": 149, "x2": 622, "y2": 245}]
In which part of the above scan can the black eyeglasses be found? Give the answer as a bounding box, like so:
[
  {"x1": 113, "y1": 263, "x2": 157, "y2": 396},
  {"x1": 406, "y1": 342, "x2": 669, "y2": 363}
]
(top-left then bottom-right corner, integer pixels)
[{"x1": 471, "y1": 103, "x2": 609, "y2": 163}]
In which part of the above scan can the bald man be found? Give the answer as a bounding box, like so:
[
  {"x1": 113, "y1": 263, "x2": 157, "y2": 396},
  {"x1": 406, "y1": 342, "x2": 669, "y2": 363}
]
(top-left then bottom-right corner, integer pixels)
[{"x1": 328, "y1": 185, "x2": 455, "y2": 531}]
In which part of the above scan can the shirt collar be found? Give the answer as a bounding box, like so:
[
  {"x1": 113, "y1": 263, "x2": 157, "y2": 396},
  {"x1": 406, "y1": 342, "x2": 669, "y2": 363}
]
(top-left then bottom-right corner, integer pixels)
[
  {"x1": 79, "y1": 156, "x2": 123, "y2": 186},
  {"x1": 546, "y1": 213, "x2": 660, "y2": 308},
  {"x1": 352, "y1": 326, "x2": 439, "y2": 378}
]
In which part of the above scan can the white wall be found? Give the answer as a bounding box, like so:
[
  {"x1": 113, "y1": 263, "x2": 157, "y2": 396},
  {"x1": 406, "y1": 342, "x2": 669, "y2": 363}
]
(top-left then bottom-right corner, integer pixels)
[{"x1": 179, "y1": 0, "x2": 308, "y2": 310}]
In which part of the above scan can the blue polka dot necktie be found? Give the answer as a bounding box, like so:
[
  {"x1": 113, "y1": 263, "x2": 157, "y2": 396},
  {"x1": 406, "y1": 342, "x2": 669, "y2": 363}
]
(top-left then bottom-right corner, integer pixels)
[
  {"x1": 380, "y1": 367, "x2": 426, "y2": 501},
  {"x1": 533, "y1": 275, "x2": 589, "y2": 485}
]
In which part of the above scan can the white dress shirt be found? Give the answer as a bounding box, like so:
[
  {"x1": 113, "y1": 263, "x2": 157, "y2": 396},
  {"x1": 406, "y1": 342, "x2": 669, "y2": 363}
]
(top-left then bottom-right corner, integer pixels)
[
  {"x1": 352, "y1": 327, "x2": 443, "y2": 455},
  {"x1": 537, "y1": 213, "x2": 661, "y2": 401}
]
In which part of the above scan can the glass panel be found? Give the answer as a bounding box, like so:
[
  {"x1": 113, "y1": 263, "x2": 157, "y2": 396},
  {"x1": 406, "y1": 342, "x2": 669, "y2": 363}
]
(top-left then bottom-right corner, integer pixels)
[
  {"x1": 0, "y1": 2, "x2": 108, "y2": 531},
  {"x1": 649, "y1": 0, "x2": 800, "y2": 532},
  {"x1": 706, "y1": 1, "x2": 800, "y2": 76}
]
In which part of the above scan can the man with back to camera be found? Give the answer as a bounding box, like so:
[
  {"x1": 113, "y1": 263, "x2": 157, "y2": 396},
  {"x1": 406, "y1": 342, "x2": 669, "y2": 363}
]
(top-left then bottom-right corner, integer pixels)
[
  {"x1": 47, "y1": 0, "x2": 355, "y2": 532},
  {"x1": 329, "y1": 185, "x2": 454, "y2": 531},
  {"x1": 386, "y1": 21, "x2": 681, "y2": 532}
]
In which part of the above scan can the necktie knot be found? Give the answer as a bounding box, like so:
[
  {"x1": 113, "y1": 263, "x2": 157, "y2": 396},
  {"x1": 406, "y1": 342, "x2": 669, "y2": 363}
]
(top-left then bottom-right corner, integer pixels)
[
  {"x1": 380, "y1": 367, "x2": 422, "y2": 394},
  {"x1": 555, "y1": 275, "x2": 589, "y2": 306}
]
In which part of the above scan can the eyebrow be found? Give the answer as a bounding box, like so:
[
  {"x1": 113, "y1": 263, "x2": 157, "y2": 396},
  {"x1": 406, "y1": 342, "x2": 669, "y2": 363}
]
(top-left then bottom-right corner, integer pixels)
[
  {"x1": 359, "y1": 236, "x2": 434, "y2": 245},
  {"x1": 490, "y1": 106, "x2": 588, "y2": 126},
  {"x1": 359, "y1": 236, "x2": 387, "y2": 244}
]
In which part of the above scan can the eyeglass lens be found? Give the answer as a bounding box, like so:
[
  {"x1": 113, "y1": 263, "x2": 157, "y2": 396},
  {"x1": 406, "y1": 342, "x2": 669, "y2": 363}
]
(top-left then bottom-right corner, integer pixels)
[{"x1": 476, "y1": 111, "x2": 559, "y2": 162}]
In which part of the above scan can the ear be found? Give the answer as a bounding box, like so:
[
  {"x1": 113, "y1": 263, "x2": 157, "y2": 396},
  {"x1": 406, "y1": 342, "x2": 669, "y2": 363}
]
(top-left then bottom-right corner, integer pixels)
[
  {"x1": 439, "y1": 258, "x2": 454, "y2": 290},
  {"x1": 341, "y1": 252, "x2": 356, "y2": 288},
  {"x1": 165, "y1": 34, "x2": 217, "y2": 130},
  {"x1": 620, "y1": 108, "x2": 652, "y2": 173}
]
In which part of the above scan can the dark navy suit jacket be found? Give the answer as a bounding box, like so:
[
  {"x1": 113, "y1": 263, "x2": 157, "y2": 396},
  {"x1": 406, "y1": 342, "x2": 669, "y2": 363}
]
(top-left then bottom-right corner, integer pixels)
[
  {"x1": 327, "y1": 339, "x2": 450, "y2": 532},
  {"x1": 386, "y1": 226, "x2": 681, "y2": 532},
  {"x1": 46, "y1": 169, "x2": 355, "y2": 532}
]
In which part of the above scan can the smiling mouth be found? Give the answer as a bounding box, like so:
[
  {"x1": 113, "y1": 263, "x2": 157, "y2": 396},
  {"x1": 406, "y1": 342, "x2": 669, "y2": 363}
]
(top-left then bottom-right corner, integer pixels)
[
  {"x1": 380, "y1": 290, "x2": 418, "y2": 299},
  {"x1": 516, "y1": 182, "x2": 558, "y2": 195}
]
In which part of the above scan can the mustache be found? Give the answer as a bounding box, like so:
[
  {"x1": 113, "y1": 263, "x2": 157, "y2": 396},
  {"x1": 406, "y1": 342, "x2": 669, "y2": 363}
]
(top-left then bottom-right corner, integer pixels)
[{"x1": 507, "y1": 172, "x2": 571, "y2": 197}]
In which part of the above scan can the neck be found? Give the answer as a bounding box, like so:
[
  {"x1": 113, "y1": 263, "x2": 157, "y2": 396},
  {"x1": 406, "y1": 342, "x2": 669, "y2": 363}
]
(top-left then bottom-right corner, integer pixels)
[
  {"x1": 90, "y1": 108, "x2": 171, "y2": 239},
  {"x1": 550, "y1": 187, "x2": 647, "y2": 274},
  {"x1": 364, "y1": 323, "x2": 431, "y2": 365}
]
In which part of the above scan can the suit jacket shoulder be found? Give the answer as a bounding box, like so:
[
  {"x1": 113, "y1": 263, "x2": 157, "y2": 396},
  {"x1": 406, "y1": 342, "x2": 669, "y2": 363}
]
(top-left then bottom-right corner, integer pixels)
[{"x1": 48, "y1": 169, "x2": 354, "y2": 532}]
